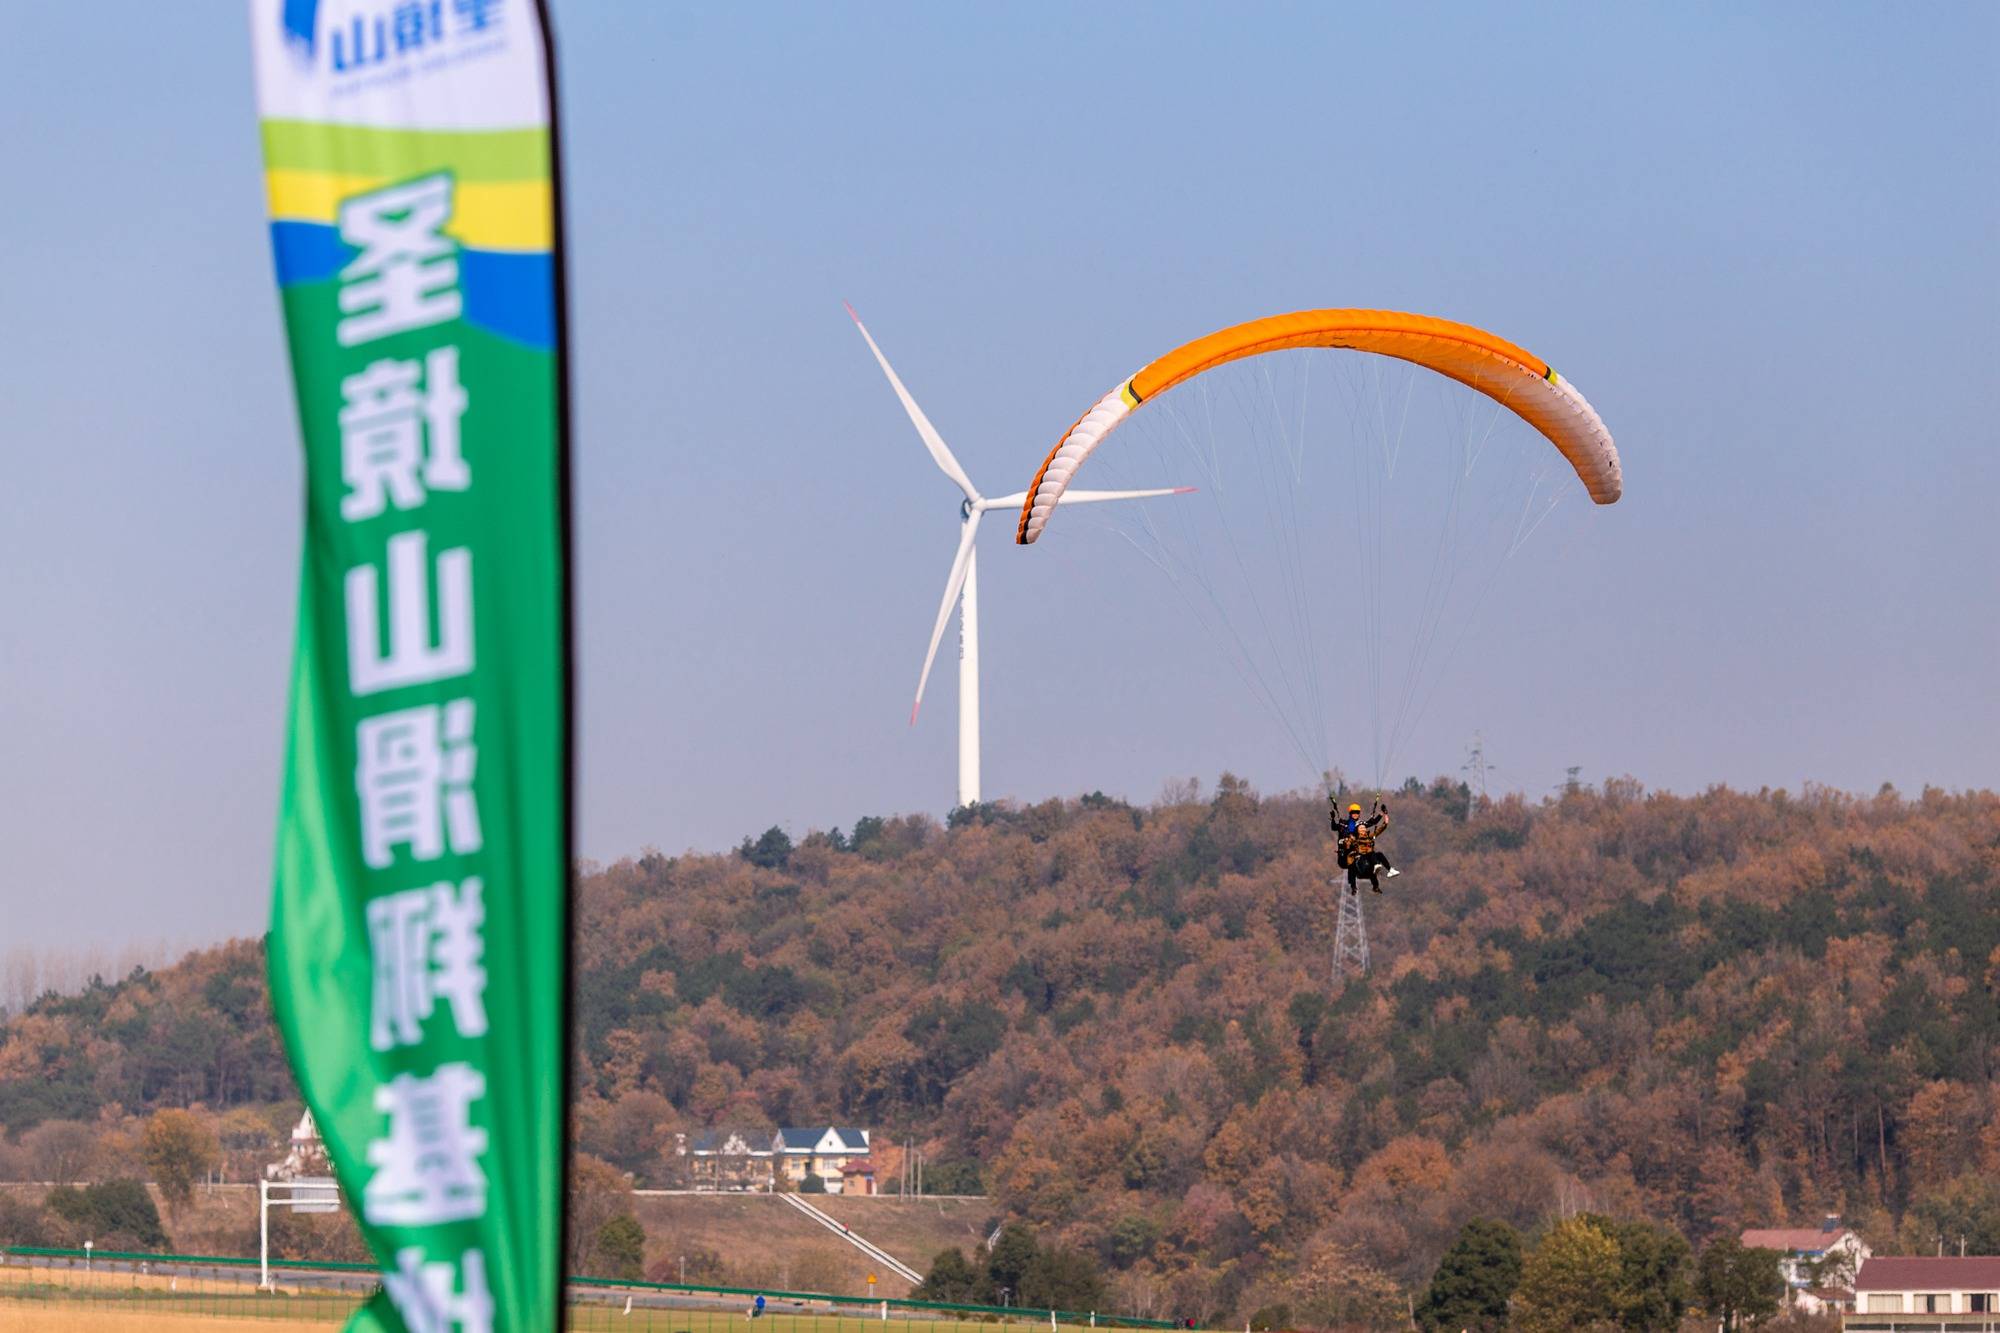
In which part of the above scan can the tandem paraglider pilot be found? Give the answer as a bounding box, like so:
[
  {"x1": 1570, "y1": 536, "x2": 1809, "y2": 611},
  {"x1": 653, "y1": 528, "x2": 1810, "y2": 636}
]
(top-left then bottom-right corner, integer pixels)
[{"x1": 1331, "y1": 797, "x2": 1399, "y2": 895}]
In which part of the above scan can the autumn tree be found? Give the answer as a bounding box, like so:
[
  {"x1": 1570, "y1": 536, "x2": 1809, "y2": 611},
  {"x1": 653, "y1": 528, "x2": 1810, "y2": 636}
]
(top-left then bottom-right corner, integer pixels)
[
  {"x1": 566, "y1": 1153, "x2": 637, "y2": 1275},
  {"x1": 917, "y1": 1248, "x2": 985, "y2": 1303},
  {"x1": 738, "y1": 827, "x2": 793, "y2": 869},
  {"x1": 1021, "y1": 1245, "x2": 1107, "y2": 1313},
  {"x1": 1245, "y1": 1304, "x2": 1291, "y2": 1332},
  {"x1": 43, "y1": 1179, "x2": 167, "y2": 1249},
  {"x1": 263, "y1": 1201, "x2": 370, "y2": 1265},
  {"x1": 1105, "y1": 1214, "x2": 1162, "y2": 1269},
  {"x1": 593, "y1": 1214, "x2": 647, "y2": 1281},
  {"x1": 1416, "y1": 1217, "x2": 1522, "y2": 1332},
  {"x1": 1285, "y1": 1236, "x2": 1406, "y2": 1332},
  {"x1": 1897, "y1": 1173, "x2": 2000, "y2": 1255},
  {"x1": 140, "y1": 1109, "x2": 218, "y2": 1215},
  {"x1": 1694, "y1": 1237, "x2": 1784, "y2": 1331},
  {"x1": 987, "y1": 1223, "x2": 1041, "y2": 1305},
  {"x1": 1586, "y1": 1213, "x2": 1691, "y2": 1331},
  {"x1": 6, "y1": 781, "x2": 2000, "y2": 1325},
  {"x1": 19, "y1": 1118, "x2": 96, "y2": 1185},
  {"x1": 1514, "y1": 1216, "x2": 1623, "y2": 1332},
  {"x1": 921, "y1": 1159, "x2": 985, "y2": 1195},
  {"x1": 212, "y1": 1106, "x2": 281, "y2": 1180},
  {"x1": 0, "y1": 1193, "x2": 51, "y2": 1247}
]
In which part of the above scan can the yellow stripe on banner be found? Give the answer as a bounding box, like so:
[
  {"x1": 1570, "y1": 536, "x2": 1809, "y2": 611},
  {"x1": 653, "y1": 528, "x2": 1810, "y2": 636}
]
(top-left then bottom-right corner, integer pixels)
[{"x1": 264, "y1": 170, "x2": 553, "y2": 251}]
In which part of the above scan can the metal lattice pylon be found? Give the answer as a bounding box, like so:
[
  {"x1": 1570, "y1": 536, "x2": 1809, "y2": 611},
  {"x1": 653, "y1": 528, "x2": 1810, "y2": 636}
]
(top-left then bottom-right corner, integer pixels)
[{"x1": 1333, "y1": 882, "x2": 1370, "y2": 979}]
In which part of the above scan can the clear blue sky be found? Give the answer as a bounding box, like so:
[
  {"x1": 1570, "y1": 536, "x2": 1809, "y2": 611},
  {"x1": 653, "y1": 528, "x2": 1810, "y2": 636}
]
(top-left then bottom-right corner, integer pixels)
[{"x1": 3, "y1": 3, "x2": 1995, "y2": 953}]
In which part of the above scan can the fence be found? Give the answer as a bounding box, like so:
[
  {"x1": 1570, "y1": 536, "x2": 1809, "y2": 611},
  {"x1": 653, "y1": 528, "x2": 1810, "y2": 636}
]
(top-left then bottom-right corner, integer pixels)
[
  {"x1": 1, "y1": 1246, "x2": 1182, "y2": 1331},
  {"x1": 1, "y1": 1245, "x2": 372, "y2": 1325}
]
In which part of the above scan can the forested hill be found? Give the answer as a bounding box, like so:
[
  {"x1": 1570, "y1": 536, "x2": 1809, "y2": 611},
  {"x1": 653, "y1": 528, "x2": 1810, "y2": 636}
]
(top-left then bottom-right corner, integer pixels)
[{"x1": 6, "y1": 778, "x2": 1999, "y2": 1319}]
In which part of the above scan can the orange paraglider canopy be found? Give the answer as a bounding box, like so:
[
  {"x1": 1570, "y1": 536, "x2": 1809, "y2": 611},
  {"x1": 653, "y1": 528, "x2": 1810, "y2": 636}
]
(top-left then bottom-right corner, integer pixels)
[{"x1": 1017, "y1": 309, "x2": 1620, "y2": 544}]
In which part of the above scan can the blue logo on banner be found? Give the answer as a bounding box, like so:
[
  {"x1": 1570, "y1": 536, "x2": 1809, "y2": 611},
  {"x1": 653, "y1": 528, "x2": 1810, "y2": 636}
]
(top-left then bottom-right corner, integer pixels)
[
  {"x1": 279, "y1": 0, "x2": 505, "y2": 74},
  {"x1": 282, "y1": 0, "x2": 320, "y2": 55}
]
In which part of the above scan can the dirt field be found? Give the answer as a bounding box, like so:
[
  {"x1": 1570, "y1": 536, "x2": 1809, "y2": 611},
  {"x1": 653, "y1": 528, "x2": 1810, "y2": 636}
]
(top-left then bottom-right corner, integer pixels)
[
  {"x1": 803, "y1": 1197, "x2": 997, "y2": 1269},
  {"x1": 632, "y1": 1194, "x2": 995, "y2": 1294},
  {"x1": 1, "y1": 1291, "x2": 1098, "y2": 1333},
  {"x1": 0, "y1": 1312, "x2": 1108, "y2": 1333},
  {"x1": 0, "y1": 1313, "x2": 340, "y2": 1332}
]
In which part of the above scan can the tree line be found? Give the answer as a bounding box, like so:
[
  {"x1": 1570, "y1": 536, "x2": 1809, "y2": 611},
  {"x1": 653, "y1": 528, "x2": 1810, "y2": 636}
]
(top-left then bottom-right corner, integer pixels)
[{"x1": 2, "y1": 776, "x2": 1996, "y2": 1326}]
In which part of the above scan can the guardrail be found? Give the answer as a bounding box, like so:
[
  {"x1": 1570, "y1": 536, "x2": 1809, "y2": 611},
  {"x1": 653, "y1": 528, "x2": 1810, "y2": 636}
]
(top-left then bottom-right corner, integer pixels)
[{"x1": 2, "y1": 1245, "x2": 1181, "y2": 1329}]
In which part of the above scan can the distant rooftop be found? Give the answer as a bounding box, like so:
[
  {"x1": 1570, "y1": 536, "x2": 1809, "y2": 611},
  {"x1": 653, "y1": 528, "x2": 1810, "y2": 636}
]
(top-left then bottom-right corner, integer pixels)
[
  {"x1": 775, "y1": 1126, "x2": 869, "y2": 1153},
  {"x1": 1742, "y1": 1226, "x2": 1853, "y2": 1253},
  {"x1": 1856, "y1": 1256, "x2": 2000, "y2": 1291},
  {"x1": 689, "y1": 1129, "x2": 774, "y2": 1156}
]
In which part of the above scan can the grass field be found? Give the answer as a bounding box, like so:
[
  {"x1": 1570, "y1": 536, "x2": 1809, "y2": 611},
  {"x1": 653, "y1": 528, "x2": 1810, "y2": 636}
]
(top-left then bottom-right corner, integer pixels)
[
  {"x1": 0, "y1": 1298, "x2": 1092, "y2": 1333},
  {"x1": 3, "y1": 1260, "x2": 1122, "y2": 1333},
  {"x1": 0, "y1": 1184, "x2": 994, "y2": 1298},
  {"x1": 0, "y1": 1262, "x2": 362, "y2": 1327}
]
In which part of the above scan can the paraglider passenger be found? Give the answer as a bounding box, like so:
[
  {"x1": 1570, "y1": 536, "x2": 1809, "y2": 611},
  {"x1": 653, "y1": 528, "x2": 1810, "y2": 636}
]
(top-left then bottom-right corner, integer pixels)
[
  {"x1": 1330, "y1": 799, "x2": 1360, "y2": 871},
  {"x1": 1330, "y1": 797, "x2": 1360, "y2": 841},
  {"x1": 1339, "y1": 800, "x2": 1399, "y2": 894}
]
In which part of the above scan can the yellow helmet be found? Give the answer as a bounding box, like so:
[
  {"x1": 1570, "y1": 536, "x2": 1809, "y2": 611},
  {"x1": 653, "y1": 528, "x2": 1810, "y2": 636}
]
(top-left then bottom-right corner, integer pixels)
[{"x1": 1348, "y1": 803, "x2": 1362, "y2": 813}]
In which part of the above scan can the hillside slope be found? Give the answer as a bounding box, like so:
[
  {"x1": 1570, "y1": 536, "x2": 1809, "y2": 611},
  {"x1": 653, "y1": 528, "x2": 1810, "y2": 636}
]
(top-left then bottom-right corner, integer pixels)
[
  {"x1": 4, "y1": 778, "x2": 1998, "y2": 1322},
  {"x1": 632, "y1": 1194, "x2": 994, "y2": 1296}
]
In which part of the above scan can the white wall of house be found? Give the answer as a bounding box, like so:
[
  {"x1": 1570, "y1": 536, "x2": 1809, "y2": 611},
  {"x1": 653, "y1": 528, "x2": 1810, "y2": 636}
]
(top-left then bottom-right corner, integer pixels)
[{"x1": 1858, "y1": 1286, "x2": 2000, "y2": 1312}]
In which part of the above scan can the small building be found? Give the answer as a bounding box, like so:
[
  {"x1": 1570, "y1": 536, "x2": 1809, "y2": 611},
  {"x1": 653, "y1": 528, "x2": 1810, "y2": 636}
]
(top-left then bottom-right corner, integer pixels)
[
  {"x1": 267, "y1": 1109, "x2": 331, "y2": 1181},
  {"x1": 1742, "y1": 1216, "x2": 1870, "y2": 1315},
  {"x1": 839, "y1": 1158, "x2": 878, "y2": 1196},
  {"x1": 774, "y1": 1127, "x2": 871, "y2": 1194},
  {"x1": 685, "y1": 1129, "x2": 776, "y2": 1192},
  {"x1": 1845, "y1": 1256, "x2": 2000, "y2": 1331}
]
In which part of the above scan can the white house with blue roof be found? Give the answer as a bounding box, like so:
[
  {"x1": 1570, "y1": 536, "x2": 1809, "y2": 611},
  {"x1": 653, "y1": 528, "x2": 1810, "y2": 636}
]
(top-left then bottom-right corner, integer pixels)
[
  {"x1": 1741, "y1": 1216, "x2": 1870, "y2": 1315},
  {"x1": 684, "y1": 1127, "x2": 777, "y2": 1191},
  {"x1": 773, "y1": 1126, "x2": 872, "y2": 1193}
]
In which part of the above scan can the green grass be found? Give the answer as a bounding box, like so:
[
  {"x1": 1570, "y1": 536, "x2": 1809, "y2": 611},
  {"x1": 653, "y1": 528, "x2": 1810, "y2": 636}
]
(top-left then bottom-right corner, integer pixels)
[{"x1": 6, "y1": 1276, "x2": 1120, "y2": 1333}]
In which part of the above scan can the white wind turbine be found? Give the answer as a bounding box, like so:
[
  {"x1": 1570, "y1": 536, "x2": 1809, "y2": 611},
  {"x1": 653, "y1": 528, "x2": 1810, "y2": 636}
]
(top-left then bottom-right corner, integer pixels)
[{"x1": 848, "y1": 305, "x2": 1190, "y2": 810}]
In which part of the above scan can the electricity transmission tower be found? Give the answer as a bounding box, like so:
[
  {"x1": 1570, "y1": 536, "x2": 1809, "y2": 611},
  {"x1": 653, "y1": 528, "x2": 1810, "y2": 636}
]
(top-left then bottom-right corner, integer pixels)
[
  {"x1": 1333, "y1": 884, "x2": 1370, "y2": 979},
  {"x1": 1463, "y1": 731, "x2": 1495, "y2": 801}
]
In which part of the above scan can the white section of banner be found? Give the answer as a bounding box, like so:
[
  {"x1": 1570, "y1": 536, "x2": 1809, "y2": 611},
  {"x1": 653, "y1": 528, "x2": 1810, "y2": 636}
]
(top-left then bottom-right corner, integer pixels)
[{"x1": 249, "y1": 0, "x2": 548, "y2": 128}]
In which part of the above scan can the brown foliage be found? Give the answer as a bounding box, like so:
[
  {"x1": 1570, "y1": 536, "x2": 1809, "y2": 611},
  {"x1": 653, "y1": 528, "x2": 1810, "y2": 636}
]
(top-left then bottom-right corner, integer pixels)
[{"x1": 5, "y1": 780, "x2": 1999, "y2": 1323}]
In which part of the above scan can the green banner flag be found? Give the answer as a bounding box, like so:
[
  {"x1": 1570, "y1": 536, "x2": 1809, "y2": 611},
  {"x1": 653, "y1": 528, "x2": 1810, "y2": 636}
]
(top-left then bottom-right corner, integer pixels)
[{"x1": 250, "y1": 3, "x2": 570, "y2": 1328}]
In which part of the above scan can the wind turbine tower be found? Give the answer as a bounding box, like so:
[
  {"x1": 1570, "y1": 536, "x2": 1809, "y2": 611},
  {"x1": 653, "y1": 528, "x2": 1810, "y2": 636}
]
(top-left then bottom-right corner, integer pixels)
[{"x1": 848, "y1": 307, "x2": 1190, "y2": 810}]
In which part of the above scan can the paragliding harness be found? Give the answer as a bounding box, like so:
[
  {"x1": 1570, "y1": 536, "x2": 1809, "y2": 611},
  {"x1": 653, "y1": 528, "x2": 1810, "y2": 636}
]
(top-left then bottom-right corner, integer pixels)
[
  {"x1": 1329, "y1": 798, "x2": 1362, "y2": 869},
  {"x1": 1334, "y1": 800, "x2": 1391, "y2": 892}
]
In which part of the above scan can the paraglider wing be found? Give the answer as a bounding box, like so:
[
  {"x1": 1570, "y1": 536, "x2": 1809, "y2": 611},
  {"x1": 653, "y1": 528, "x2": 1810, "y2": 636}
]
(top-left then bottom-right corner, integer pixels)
[{"x1": 1015, "y1": 309, "x2": 1621, "y2": 544}]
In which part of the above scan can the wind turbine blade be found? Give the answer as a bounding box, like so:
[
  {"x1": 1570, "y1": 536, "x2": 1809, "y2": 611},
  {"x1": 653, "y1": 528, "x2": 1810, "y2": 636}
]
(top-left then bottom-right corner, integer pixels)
[
  {"x1": 913, "y1": 516, "x2": 981, "y2": 725},
  {"x1": 978, "y1": 487, "x2": 1192, "y2": 510},
  {"x1": 1053, "y1": 487, "x2": 1197, "y2": 505},
  {"x1": 845, "y1": 303, "x2": 980, "y2": 503}
]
